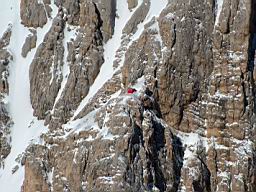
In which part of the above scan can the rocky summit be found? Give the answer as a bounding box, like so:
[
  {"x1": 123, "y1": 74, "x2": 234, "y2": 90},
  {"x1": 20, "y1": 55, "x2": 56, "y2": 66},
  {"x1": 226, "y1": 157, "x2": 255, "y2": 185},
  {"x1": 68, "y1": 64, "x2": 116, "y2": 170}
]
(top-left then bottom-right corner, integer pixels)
[{"x1": 0, "y1": 0, "x2": 256, "y2": 191}]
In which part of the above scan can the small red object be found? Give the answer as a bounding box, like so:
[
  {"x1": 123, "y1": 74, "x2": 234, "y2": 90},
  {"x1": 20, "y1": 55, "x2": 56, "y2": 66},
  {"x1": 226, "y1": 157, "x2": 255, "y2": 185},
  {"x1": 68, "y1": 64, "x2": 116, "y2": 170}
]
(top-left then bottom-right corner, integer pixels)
[{"x1": 127, "y1": 88, "x2": 137, "y2": 94}]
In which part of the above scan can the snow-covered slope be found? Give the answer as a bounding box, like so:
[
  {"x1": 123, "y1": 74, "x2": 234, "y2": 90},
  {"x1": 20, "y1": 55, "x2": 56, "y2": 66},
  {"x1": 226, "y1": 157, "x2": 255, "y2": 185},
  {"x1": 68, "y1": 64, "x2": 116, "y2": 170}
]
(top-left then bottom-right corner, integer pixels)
[
  {"x1": 73, "y1": 0, "x2": 168, "y2": 118},
  {"x1": 73, "y1": 0, "x2": 140, "y2": 118},
  {"x1": 0, "y1": 1, "x2": 57, "y2": 191},
  {"x1": 0, "y1": 0, "x2": 169, "y2": 191},
  {"x1": 1, "y1": 0, "x2": 254, "y2": 191}
]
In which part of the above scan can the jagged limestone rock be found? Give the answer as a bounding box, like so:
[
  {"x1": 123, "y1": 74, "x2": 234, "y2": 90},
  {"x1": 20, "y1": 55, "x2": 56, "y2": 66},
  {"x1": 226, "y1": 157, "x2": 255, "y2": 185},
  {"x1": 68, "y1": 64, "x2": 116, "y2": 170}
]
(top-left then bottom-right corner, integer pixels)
[
  {"x1": 55, "y1": 0, "x2": 116, "y2": 41},
  {"x1": 47, "y1": 0, "x2": 105, "y2": 129},
  {"x1": 122, "y1": 0, "x2": 150, "y2": 35},
  {"x1": 93, "y1": 0, "x2": 116, "y2": 41},
  {"x1": 23, "y1": 89, "x2": 183, "y2": 191},
  {"x1": 20, "y1": 0, "x2": 49, "y2": 28},
  {"x1": 127, "y1": 0, "x2": 138, "y2": 10},
  {"x1": 21, "y1": 30, "x2": 37, "y2": 58},
  {"x1": 29, "y1": 10, "x2": 65, "y2": 119},
  {"x1": 122, "y1": 0, "x2": 256, "y2": 191},
  {"x1": 18, "y1": 0, "x2": 256, "y2": 191},
  {"x1": 0, "y1": 27, "x2": 13, "y2": 167}
]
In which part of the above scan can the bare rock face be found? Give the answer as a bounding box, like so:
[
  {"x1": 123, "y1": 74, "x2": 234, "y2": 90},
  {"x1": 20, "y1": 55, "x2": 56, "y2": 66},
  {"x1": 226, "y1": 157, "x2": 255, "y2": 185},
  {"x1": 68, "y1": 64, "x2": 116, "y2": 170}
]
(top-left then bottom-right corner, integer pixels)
[
  {"x1": 47, "y1": 0, "x2": 105, "y2": 129},
  {"x1": 20, "y1": 0, "x2": 49, "y2": 28},
  {"x1": 202, "y1": 0, "x2": 256, "y2": 190},
  {"x1": 8, "y1": 0, "x2": 256, "y2": 191},
  {"x1": 157, "y1": 0, "x2": 214, "y2": 131},
  {"x1": 55, "y1": 0, "x2": 116, "y2": 41},
  {"x1": 122, "y1": 17, "x2": 162, "y2": 88},
  {"x1": 21, "y1": 30, "x2": 37, "y2": 58},
  {"x1": 29, "y1": 0, "x2": 117, "y2": 128},
  {"x1": 0, "y1": 95, "x2": 12, "y2": 167},
  {"x1": 127, "y1": 0, "x2": 138, "y2": 10},
  {"x1": 29, "y1": 11, "x2": 65, "y2": 119},
  {"x1": 122, "y1": 0, "x2": 256, "y2": 191},
  {"x1": 93, "y1": 0, "x2": 116, "y2": 41},
  {"x1": 23, "y1": 89, "x2": 184, "y2": 191},
  {"x1": 0, "y1": 27, "x2": 13, "y2": 167},
  {"x1": 22, "y1": 153, "x2": 50, "y2": 192},
  {"x1": 123, "y1": 0, "x2": 150, "y2": 35},
  {"x1": 54, "y1": 0, "x2": 80, "y2": 25}
]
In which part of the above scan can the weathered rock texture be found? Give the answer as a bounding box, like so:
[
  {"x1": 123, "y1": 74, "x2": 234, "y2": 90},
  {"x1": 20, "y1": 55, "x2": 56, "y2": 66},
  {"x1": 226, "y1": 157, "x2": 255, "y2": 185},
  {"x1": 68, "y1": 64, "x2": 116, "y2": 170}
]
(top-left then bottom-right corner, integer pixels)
[
  {"x1": 0, "y1": 26, "x2": 13, "y2": 168},
  {"x1": 21, "y1": 30, "x2": 37, "y2": 58},
  {"x1": 20, "y1": 0, "x2": 51, "y2": 28},
  {"x1": 30, "y1": 10, "x2": 65, "y2": 119},
  {"x1": 123, "y1": 0, "x2": 150, "y2": 35},
  {"x1": 47, "y1": 0, "x2": 105, "y2": 129},
  {"x1": 22, "y1": 89, "x2": 185, "y2": 192},
  {"x1": 121, "y1": 0, "x2": 256, "y2": 191},
  {"x1": 29, "y1": 0, "x2": 118, "y2": 129},
  {"x1": 2, "y1": 0, "x2": 256, "y2": 191},
  {"x1": 127, "y1": 0, "x2": 138, "y2": 10},
  {"x1": 55, "y1": 0, "x2": 116, "y2": 41}
]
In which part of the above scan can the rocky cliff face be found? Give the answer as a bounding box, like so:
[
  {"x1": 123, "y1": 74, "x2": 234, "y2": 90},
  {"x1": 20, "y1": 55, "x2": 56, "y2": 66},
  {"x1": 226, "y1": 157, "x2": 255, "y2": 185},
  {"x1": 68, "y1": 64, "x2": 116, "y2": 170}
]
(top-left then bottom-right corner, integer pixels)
[
  {"x1": 0, "y1": 26, "x2": 12, "y2": 169},
  {"x1": 0, "y1": 0, "x2": 256, "y2": 191}
]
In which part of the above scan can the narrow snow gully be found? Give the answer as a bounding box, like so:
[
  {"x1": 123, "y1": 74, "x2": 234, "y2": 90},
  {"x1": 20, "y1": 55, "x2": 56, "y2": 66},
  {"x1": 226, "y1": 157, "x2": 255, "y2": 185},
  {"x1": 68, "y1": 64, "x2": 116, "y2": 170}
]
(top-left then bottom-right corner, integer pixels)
[
  {"x1": 73, "y1": 0, "x2": 141, "y2": 118},
  {"x1": 0, "y1": 1, "x2": 58, "y2": 191},
  {"x1": 73, "y1": 0, "x2": 168, "y2": 119},
  {"x1": 51, "y1": 25, "x2": 77, "y2": 111},
  {"x1": 248, "y1": 0, "x2": 256, "y2": 113},
  {"x1": 215, "y1": 0, "x2": 224, "y2": 26}
]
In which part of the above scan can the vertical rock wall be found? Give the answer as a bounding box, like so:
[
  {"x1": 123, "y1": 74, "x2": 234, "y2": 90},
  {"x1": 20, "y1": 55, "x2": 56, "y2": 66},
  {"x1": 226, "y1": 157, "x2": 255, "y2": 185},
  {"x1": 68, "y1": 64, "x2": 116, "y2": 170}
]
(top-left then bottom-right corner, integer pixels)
[
  {"x1": 2, "y1": 0, "x2": 256, "y2": 191},
  {"x1": 0, "y1": 27, "x2": 13, "y2": 168}
]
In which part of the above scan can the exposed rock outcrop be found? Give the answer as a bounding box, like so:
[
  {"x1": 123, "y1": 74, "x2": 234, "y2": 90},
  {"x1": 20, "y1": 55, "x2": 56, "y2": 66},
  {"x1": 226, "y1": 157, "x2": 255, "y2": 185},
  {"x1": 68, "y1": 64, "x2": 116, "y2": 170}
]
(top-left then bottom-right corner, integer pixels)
[
  {"x1": 21, "y1": 30, "x2": 37, "y2": 58},
  {"x1": 123, "y1": 0, "x2": 150, "y2": 35},
  {"x1": 0, "y1": 26, "x2": 13, "y2": 168},
  {"x1": 29, "y1": 0, "x2": 117, "y2": 129},
  {"x1": 47, "y1": 1, "x2": 105, "y2": 129},
  {"x1": 55, "y1": 0, "x2": 116, "y2": 41},
  {"x1": 29, "y1": 10, "x2": 65, "y2": 119},
  {"x1": 2, "y1": 0, "x2": 256, "y2": 191},
  {"x1": 127, "y1": 0, "x2": 138, "y2": 10},
  {"x1": 121, "y1": 0, "x2": 256, "y2": 191},
  {"x1": 23, "y1": 89, "x2": 184, "y2": 191},
  {"x1": 20, "y1": 0, "x2": 50, "y2": 28}
]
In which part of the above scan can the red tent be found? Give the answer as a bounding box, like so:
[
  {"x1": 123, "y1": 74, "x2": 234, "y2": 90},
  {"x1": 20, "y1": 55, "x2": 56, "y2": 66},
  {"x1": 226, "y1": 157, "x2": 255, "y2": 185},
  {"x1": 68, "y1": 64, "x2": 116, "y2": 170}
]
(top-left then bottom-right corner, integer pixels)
[{"x1": 127, "y1": 88, "x2": 137, "y2": 94}]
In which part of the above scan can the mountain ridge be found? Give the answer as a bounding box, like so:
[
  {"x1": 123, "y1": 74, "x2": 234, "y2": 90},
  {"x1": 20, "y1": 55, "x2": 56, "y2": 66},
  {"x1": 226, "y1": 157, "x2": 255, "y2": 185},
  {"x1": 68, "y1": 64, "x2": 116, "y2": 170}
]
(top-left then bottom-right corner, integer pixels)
[{"x1": 0, "y1": 0, "x2": 255, "y2": 191}]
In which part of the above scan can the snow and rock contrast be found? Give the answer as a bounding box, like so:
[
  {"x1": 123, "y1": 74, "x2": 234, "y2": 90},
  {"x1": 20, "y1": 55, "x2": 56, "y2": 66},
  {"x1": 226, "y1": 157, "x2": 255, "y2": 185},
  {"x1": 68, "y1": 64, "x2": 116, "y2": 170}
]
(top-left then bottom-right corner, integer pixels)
[{"x1": 0, "y1": 0, "x2": 256, "y2": 191}]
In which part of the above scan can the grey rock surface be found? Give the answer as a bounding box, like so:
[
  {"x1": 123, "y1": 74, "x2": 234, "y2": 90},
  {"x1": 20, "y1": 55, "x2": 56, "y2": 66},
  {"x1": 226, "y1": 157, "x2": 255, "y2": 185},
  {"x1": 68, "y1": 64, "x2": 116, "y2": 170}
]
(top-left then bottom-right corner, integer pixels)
[
  {"x1": 20, "y1": 0, "x2": 49, "y2": 28},
  {"x1": 21, "y1": 30, "x2": 37, "y2": 58},
  {"x1": 0, "y1": 26, "x2": 13, "y2": 168},
  {"x1": 2, "y1": 0, "x2": 256, "y2": 191}
]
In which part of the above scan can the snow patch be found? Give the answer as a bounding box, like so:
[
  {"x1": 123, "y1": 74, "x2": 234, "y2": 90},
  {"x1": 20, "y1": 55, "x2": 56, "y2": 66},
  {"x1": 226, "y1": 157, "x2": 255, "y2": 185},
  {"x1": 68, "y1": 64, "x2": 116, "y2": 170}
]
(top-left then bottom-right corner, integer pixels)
[
  {"x1": 215, "y1": 0, "x2": 224, "y2": 26},
  {"x1": 131, "y1": 0, "x2": 168, "y2": 42},
  {"x1": 177, "y1": 132, "x2": 208, "y2": 165},
  {"x1": 0, "y1": 0, "x2": 57, "y2": 191},
  {"x1": 73, "y1": 0, "x2": 142, "y2": 118},
  {"x1": 52, "y1": 24, "x2": 77, "y2": 111}
]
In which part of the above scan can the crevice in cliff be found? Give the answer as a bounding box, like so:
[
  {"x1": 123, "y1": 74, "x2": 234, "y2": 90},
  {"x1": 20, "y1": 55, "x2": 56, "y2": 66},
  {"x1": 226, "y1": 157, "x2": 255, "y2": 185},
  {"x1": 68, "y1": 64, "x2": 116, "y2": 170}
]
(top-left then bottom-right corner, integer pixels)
[
  {"x1": 171, "y1": 23, "x2": 177, "y2": 49},
  {"x1": 93, "y1": 2, "x2": 104, "y2": 45},
  {"x1": 81, "y1": 150, "x2": 88, "y2": 190},
  {"x1": 128, "y1": 121, "x2": 143, "y2": 163},
  {"x1": 211, "y1": 144, "x2": 219, "y2": 191},
  {"x1": 241, "y1": 73, "x2": 248, "y2": 116},
  {"x1": 251, "y1": 149, "x2": 256, "y2": 191},
  {"x1": 172, "y1": 134, "x2": 184, "y2": 191},
  {"x1": 250, "y1": 146, "x2": 256, "y2": 191},
  {"x1": 247, "y1": 0, "x2": 256, "y2": 114},
  {"x1": 195, "y1": 156, "x2": 211, "y2": 192},
  {"x1": 150, "y1": 117, "x2": 166, "y2": 191},
  {"x1": 123, "y1": 91, "x2": 186, "y2": 191},
  {"x1": 249, "y1": 0, "x2": 256, "y2": 34}
]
